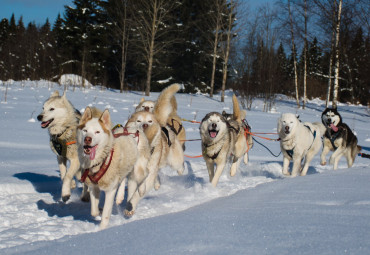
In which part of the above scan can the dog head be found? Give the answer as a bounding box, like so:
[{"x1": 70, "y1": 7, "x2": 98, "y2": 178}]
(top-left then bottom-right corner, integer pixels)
[
  {"x1": 321, "y1": 108, "x2": 342, "y2": 132},
  {"x1": 78, "y1": 107, "x2": 111, "y2": 161},
  {"x1": 277, "y1": 113, "x2": 299, "y2": 137},
  {"x1": 200, "y1": 112, "x2": 228, "y2": 142},
  {"x1": 135, "y1": 98, "x2": 155, "y2": 113},
  {"x1": 126, "y1": 111, "x2": 160, "y2": 142},
  {"x1": 37, "y1": 91, "x2": 77, "y2": 130}
]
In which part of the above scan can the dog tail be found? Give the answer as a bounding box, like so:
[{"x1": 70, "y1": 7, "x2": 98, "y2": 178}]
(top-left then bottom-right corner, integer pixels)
[
  {"x1": 232, "y1": 94, "x2": 242, "y2": 123},
  {"x1": 154, "y1": 84, "x2": 180, "y2": 126}
]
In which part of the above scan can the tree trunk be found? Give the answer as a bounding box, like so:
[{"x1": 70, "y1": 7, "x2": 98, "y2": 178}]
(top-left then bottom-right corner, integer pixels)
[
  {"x1": 288, "y1": 0, "x2": 300, "y2": 108},
  {"x1": 326, "y1": 2, "x2": 337, "y2": 108},
  {"x1": 332, "y1": 0, "x2": 342, "y2": 109},
  {"x1": 303, "y1": 0, "x2": 308, "y2": 109},
  {"x1": 119, "y1": 3, "x2": 128, "y2": 93},
  {"x1": 220, "y1": 0, "x2": 234, "y2": 103},
  {"x1": 210, "y1": 26, "x2": 219, "y2": 98}
]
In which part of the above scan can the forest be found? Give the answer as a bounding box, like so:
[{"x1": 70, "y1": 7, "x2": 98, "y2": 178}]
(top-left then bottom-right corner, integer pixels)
[{"x1": 0, "y1": 0, "x2": 368, "y2": 107}]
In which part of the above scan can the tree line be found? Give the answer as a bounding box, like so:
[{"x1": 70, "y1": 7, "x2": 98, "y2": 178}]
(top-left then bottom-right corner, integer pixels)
[{"x1": 0, "y1": 0, "x2": 368, "y2": 106}]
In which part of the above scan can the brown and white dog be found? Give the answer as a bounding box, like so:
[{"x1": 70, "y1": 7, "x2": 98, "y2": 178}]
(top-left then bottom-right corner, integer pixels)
[
  {"x1": 135, "y1": 89, "x2": 186, "y2": 150},
  {"x1": 124, "y1": 84, "x2": 185, "y2": 217}
]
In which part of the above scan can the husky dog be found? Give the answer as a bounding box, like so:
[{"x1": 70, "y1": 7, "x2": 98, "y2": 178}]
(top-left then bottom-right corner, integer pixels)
[
  {"x1": 222, "y1": 109, "x2": 253, "y2": 163},
  {"x1": 277, "y1": 113, "x2": 325, "y2": 177},
  {"x1": 200, "y1": 95, "x2": 248, "y2": 187},
  {"x1": 320, "y1": 108, "x2": 361, "y2": 170},
  {"x1": 135, "y1": 92, "x2": 186, "y2": 150},
  {"x1": 124, "y1": 84, "x2": 185, "y2": 217},
  {"x1": 37, "y1": 91, "x2": 88, "y2": 202},
  {"x1": 77, "y1": 107, "x2": 140, "y2": 229}
]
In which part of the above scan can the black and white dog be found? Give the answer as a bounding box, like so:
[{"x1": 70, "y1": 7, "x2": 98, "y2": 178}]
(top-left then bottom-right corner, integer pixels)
[{"x1": 321, "y1": 108, "x2": 361, "y2": 170}]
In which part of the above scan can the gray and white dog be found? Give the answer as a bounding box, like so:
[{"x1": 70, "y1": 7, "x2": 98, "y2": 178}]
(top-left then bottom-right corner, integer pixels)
[{"x1": 200, "y1": 95, "x2": 248, "y2": 187}]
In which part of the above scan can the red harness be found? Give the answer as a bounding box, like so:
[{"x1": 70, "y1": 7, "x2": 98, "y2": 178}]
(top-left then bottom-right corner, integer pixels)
[{"x1": 81, "y1": 148, "x2": 114, "y2": 184}]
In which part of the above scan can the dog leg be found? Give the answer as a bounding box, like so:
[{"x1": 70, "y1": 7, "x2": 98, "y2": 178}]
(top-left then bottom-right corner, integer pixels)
[
  {"x1": 205, "y1": 159, "x2": 214, "y2": 182},
  {"x1": 230, "y1": 157, "x2": 242, "y2": 177},
  {"x1": 61, "y1": 157, "x2": 80, "y2": 202},
  {"x1": 115, "y1": 177, "x2": 126, "y2": 205},
  {"x1": 320, "y1": 146, "x2": 331, "y2": 166},
  {"x1": 90, "y1": 185, "x2": 100, "y2": 218},
  {"x1": 100, "y1": 188, "x2": 116, "y2": 229},
  {"x1": 211, "y1": 161, "x2": 226, "y2": 187},
  {"x1": 330, "y1": 148, "x2": 344, "y2": 170},
  {"x1": 80, "y1": 183, "x2": 90, "y2": 202},
  {"x1": 301, "y1": 153, "x2": 314, "y2": 176},
  {"x1": 282, "y1": 156, "x2": 290, "y2": 175},
  {"x1": 345, "y1": 150, "x2": 354, "y2": 168},
  {"x1": 243, "y1": 152, "x2": 249, "y2": 165},
  {"x1": 126, "y1": 178, "x2": 139, "y2": 202},
  {"x1": 125, "y1": 190, "x2": 139, "y2": 218},
  {"x1": 57, "y1": 156, "x2": 67, "y2": 180},
  {"x1": 291, "y1": 156, "x2": 302, "y2": 177}
]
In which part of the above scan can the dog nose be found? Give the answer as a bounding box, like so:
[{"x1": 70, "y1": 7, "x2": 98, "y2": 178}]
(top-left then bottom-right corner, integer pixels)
[
  {"x1": 142, "y1": 124, "x2": 148, "y2": 129},
  {"x1": 37, "y1": 114, "x2": 43, "y2": 121},
  {"x1": 285, "y1": 126, "x2": 289, "y2": 131},
  {"x1": 212, "y1": 123, "x2": 217, "y2": 129},
  {"x1": 84, "y1": 136, "x2": 92, "y2": 145},
  {"x1": 144, "y1": 107, "x2": 150, "y2": 112}
]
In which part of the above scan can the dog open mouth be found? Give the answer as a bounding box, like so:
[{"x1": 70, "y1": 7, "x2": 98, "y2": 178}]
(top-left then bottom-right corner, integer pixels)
[
  {"x1": 208, "y1": 129, "x2": 218, "y2": 138},
  {"x1": 84, "y1": 145, "x2": 98, "y2": 160},
  {"x1": 41, "y1": 119, "x2": 54, "y2": 128}
]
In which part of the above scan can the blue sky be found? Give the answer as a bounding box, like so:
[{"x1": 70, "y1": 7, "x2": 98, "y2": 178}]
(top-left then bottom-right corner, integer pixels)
[
  {"x1": 0, "y1": 0, "x2": 272, "y2": 27},
  {"x1": 0, "y1": 0, "x2": 74, "y2": 25}
]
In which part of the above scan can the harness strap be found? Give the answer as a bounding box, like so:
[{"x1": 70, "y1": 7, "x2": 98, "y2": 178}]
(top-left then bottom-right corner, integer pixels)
[
  {"x1": 304, "y1": 125, "x2": 317, "y2": 152},
  {"x1": 167, "y1": 118, "x2": 183, "y2": 136},
  {"x1": 112, "y1": 126, "x2": 140, "y2": 144},
  {"x1": 286, "y1": 149, "x2": 294, "y2": 158},
  {"x1": 161, "y1": 127, "x2": 172, "y2": 147},
  {"x1": 81, "y1": 148, "x2": 114, "y2": 184}
]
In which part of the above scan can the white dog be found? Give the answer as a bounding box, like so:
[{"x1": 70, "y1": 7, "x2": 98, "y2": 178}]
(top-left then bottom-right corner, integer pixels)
[{"x1": 277, "y1": 113, "x2": 325, "y2": 176}]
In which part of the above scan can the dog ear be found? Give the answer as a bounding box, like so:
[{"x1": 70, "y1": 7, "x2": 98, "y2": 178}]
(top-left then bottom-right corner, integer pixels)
[
  {"x1": 51, "y1": 90, "x2": 60, "y2": 97},
  {"x1": 140, "y1": 97, "x2": 145, "y2": 103},
  {"x1": 80, "y1": 107, "x2": 92, "y2": 125},
  {"x1": 100, "y1": 109, "x2": 112, "y2": 131}
]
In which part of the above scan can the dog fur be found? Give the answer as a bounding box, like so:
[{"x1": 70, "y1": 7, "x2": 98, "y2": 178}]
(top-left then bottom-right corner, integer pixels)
[
  {"x1": 135, "y1": 91, "x2": 186, "y2": 150},
  {"x1": 277, "y1": 113, "x2": 324, "y2": 176},
  {"x1": 320, "y1": 108, "x2": 361, "y2": 170},
  {"x1": 124, "y1": 84, "x2": 185, "y2": 217},
  {"x1": 77, "y1": 107, "x2": 140, "y2": 229},
  {"x1": 200, "y1": 95, "x2": 248, "y2": 187},
  {"x1": 37, "y1": 90, "x2": 89, "y2": 202}
]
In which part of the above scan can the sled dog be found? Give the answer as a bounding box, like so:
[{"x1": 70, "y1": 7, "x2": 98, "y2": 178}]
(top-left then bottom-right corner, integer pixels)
[
  {"x1": 200, "y1": 95, "x2": 248, "y2": 187},
  {"x1": 37, "y1": 90, "x2": 88, "y2": 202},
  {"x1": 277, "y1": 113, "x2": 324, "y2": 176},
  {"x1": 222, "y1": 109, "x2": 253, "y2": 163},
  {"x1": 320, "y1": 108, "x2": 361, "y2": 170},
  {"x1": 135, "y1": 91, "x2": 186, "y2": 150},
  {"x1": 124, "y1": 84, "x2": 185, "y2": 217},
  {"x1": 77, "y1": 107, "x2": 141, "y2": 229}
]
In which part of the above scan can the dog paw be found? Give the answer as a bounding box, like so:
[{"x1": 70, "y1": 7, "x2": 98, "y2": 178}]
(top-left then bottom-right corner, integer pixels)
[
  {"x1": 62, "y1": 195, "x2": 70, "y2": 202},
  {"x1": 80, "y1": 194, "x2": 90, "y2": 203},
  {"x1": 320, "y1": 161, "x2": 327, "y2": 166},
  {"x1": 282, "y1": 171, "x2": 290, "y2": 176},
  {"x1": 124, "y1": 210, "x2": 135, "y2": 219}
]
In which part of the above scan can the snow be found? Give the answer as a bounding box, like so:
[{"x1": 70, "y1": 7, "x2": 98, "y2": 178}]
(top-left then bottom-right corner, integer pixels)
[
  {"x1": 0, "y1": 81, "x2": 369, "y2": 254},
  {"x1": 58, "y1": 74, "x2": 92, "y2": 87}
]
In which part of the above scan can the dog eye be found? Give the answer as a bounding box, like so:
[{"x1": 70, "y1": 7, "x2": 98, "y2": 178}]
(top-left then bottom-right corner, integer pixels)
[
  {"x1": 83, "y1": 129, "x2": 87, "y2": 133},
  {"x1": 148, "y1": 120, "x2": 152, "y2": 123},
  {"x1": 50, "y1": 108, "x2": 54, "y2": 111},
  {"x1": 137, "y1": 120, "x2": 141, "y2": 123},
  {"x1": 95, "y1": 131, "x2": 100, "y2": 134}
]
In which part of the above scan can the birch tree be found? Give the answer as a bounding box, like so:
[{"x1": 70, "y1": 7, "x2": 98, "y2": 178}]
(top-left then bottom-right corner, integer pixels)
[
  {"x1": 288, "y1": 0, "x2": 300, "y2": 108},
  {"x1": 332, "y1": 0, "x2": 343, "y2": 108}
]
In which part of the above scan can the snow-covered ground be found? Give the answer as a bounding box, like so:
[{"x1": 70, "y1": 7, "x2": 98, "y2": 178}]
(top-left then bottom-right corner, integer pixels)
[{"x1": 0, "y1": 81, "x2": 369, "y2": 254}]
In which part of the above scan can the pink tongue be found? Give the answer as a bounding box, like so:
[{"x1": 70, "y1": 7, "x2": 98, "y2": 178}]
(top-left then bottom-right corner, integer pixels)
[
  {"x1": 90, "y1": 146, "x2": 97, "y2": 160},
  {"x1": 330, "y1": 124, "x2": 338, "y2": 132},
  {"x1": 210, "y1": 131, "x2": 217, "y2": 138}
]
